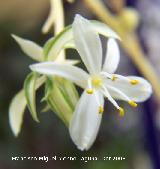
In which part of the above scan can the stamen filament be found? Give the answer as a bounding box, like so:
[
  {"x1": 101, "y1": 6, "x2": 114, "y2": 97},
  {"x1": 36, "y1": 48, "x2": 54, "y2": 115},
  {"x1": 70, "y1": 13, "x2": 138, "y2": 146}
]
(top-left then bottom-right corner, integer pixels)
[
  {"x1": 101, "y1": 72, "x2": 140, "y2": 88},
  {"x1": 93, "y1": 91, "x2": 104, "y2": 114},
  {"x1": 101, "y1": 85, "x2": 126, "y2": 117},
  {"x1": 101, "y1": 85, "x2": 120, "y2": 109},
  {"x1": 111, "y1": 74, "x2": 129, "y2": 81},
  {"x1": 106, "y1": 74, "x2": 139, "y2": 86},
  {"x1": 107, "y1": 85, "x2": 130, "y2": 101},
  {"x1": 86, "y1": 78, "x2": 93, "y2": 94},
  {"x1": 100, "y1": 72, "x2": 112, "y2": 79}
]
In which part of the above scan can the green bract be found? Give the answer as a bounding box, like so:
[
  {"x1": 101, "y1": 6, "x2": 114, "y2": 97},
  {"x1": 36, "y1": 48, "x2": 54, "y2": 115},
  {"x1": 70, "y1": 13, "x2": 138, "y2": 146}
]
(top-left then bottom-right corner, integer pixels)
[{"x1": 45, "y1": 77, "x2": 78, "y2": 127}]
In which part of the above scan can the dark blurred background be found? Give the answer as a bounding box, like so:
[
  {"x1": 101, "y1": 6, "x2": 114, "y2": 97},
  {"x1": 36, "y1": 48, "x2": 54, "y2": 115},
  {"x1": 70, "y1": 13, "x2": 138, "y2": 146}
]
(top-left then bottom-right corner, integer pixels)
[{"x1": 0, "y1": 0, "x2": 160, "y2": 169}]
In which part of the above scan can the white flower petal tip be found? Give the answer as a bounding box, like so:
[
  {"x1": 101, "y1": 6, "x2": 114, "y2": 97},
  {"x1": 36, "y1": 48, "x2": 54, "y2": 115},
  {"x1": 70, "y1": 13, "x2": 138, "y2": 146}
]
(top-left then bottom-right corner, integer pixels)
[
  {"x1": 128, "y1": 76, "x2": 152, "y2": 102},
  {"x1": 11, "y1": 34, "x2": 43, "y2": 62},
  {"x1": 69, "y1": 91, "x2": 104, "y2": 151},
  {"x1": 9, "y1": 90, "x2": 26, "y2": 137}
]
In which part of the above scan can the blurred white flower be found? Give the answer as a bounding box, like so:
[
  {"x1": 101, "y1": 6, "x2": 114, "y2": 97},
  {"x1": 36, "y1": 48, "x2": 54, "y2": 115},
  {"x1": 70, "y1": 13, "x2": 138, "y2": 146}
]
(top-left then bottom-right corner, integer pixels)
[{"x1": 30, "y1": 14, "x2": 152, "y2": 150}]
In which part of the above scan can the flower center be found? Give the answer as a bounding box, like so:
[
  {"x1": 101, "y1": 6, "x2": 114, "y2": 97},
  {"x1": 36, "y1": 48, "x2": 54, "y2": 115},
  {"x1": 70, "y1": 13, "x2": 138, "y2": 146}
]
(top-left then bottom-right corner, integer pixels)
[
  {"x1": 92, "y1": 76, "x2": 103, "y2": 88},
  {"x1": 86, "y1": 75, "x2": 103, "y2": 94}
]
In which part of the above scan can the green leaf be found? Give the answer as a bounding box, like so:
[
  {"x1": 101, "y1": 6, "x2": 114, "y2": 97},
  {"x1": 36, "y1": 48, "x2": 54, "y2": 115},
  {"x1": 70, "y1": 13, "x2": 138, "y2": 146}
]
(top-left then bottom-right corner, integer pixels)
[
  {"x1": 24, "y1": 72, "x2": 39, "y2": 122},
  {"x1": 43, "y1": 20, "x2": 120, "y2": 61},
  {"x1": 9, "y1": 90, "x2": 27, "y2": 136}
]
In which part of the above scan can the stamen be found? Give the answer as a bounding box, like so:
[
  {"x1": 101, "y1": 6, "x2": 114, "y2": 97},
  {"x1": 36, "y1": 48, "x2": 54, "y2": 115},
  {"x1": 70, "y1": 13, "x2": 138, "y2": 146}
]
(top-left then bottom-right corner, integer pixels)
[
  {"x1": 128, "y1": 100, "x2": 138, "y2": 108},
  {"x1": 110, "y1": 74, "x2": 129, "y2": 81},
  {"x1": 130, "y1": 79, "x2": 139, "y2": 85},
  {"x1": 102, "y1": 73, "x2": 139, "y2": 86},
  {"x1": 111, "y1": 75, "x2": 118, "y2": 81},
  {"x1": 86, "y1": 89, "x2": 93, "y2": 94},
  {"x1": 87, "y1": 78, "x2": 93, "y2": 94},
  {"x1": 106, "y1": 74, "x2": 140, "y2": 86},
  {"x1": 119, "y1": 107, "x2": 125, "y2": 117},
  {"x1": 93, "y1": 91, "x2": 103, "y2": 114},
  {"x1": 99, "y1": 105, "x2": 104, "y2": 114},
  {"x1": 101, "y1": 85, "x2": 120, "y2": 109},
  {"x1": 107, "y1": 85, "x2": 130, "y2": 101},
  {"x1": 101, "y1": 85, "x2": 126, "y2": 117}
]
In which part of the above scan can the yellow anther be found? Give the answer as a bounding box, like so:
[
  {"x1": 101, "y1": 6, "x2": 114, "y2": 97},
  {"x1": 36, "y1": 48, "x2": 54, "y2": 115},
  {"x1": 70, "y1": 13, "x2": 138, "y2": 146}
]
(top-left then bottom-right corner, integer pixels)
[
  {"x1": 111, "y1": 75, "x2": 118, "y2": 81},
  {"x1": 86, "y1": 89, "x2": 93, "y2": 94},
  {"x1": 128, "y1": 100, "x2": 138, "y2": 108},
  {"x1": 130, "y1": 79, "x2": 139, "y2": 85},
  {"x1": 119, "y1": 107, "x2": 125, "y2": 117},
  {"x1": 99, "y1": 105, "x2": 104, "y2": 114}
]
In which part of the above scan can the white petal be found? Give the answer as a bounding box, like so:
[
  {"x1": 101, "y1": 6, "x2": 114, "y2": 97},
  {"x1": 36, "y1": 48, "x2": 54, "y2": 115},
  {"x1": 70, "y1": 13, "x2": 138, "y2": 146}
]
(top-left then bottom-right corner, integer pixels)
[
  {"x1": 73, "y1": 14, "x2": 102, "y2": 74},
  {"x1": 105, "y1": 76, "x2": 152, "y2": 102},
  {"x1": 103, "y1": 38, "x2": 120, "y2": 73},
  {"x1": 30, "y1": 62, "x2": 89, "y2": 88},
  {"x1": 12, "y1": 34, "x2": 43, "y2": 62},
  {"x1": 69, "y1": 90, "x2": 104, "y2": 150},
  {"x1": 9, "y1": 90, "x2": 27, "y2": 136}
]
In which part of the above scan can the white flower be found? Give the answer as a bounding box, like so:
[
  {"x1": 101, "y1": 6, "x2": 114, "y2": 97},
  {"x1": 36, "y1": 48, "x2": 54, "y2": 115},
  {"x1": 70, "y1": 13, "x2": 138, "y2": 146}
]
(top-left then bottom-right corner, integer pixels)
[{"x1": 30, "y1": 14, "x2": 152, "y2": 150}]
